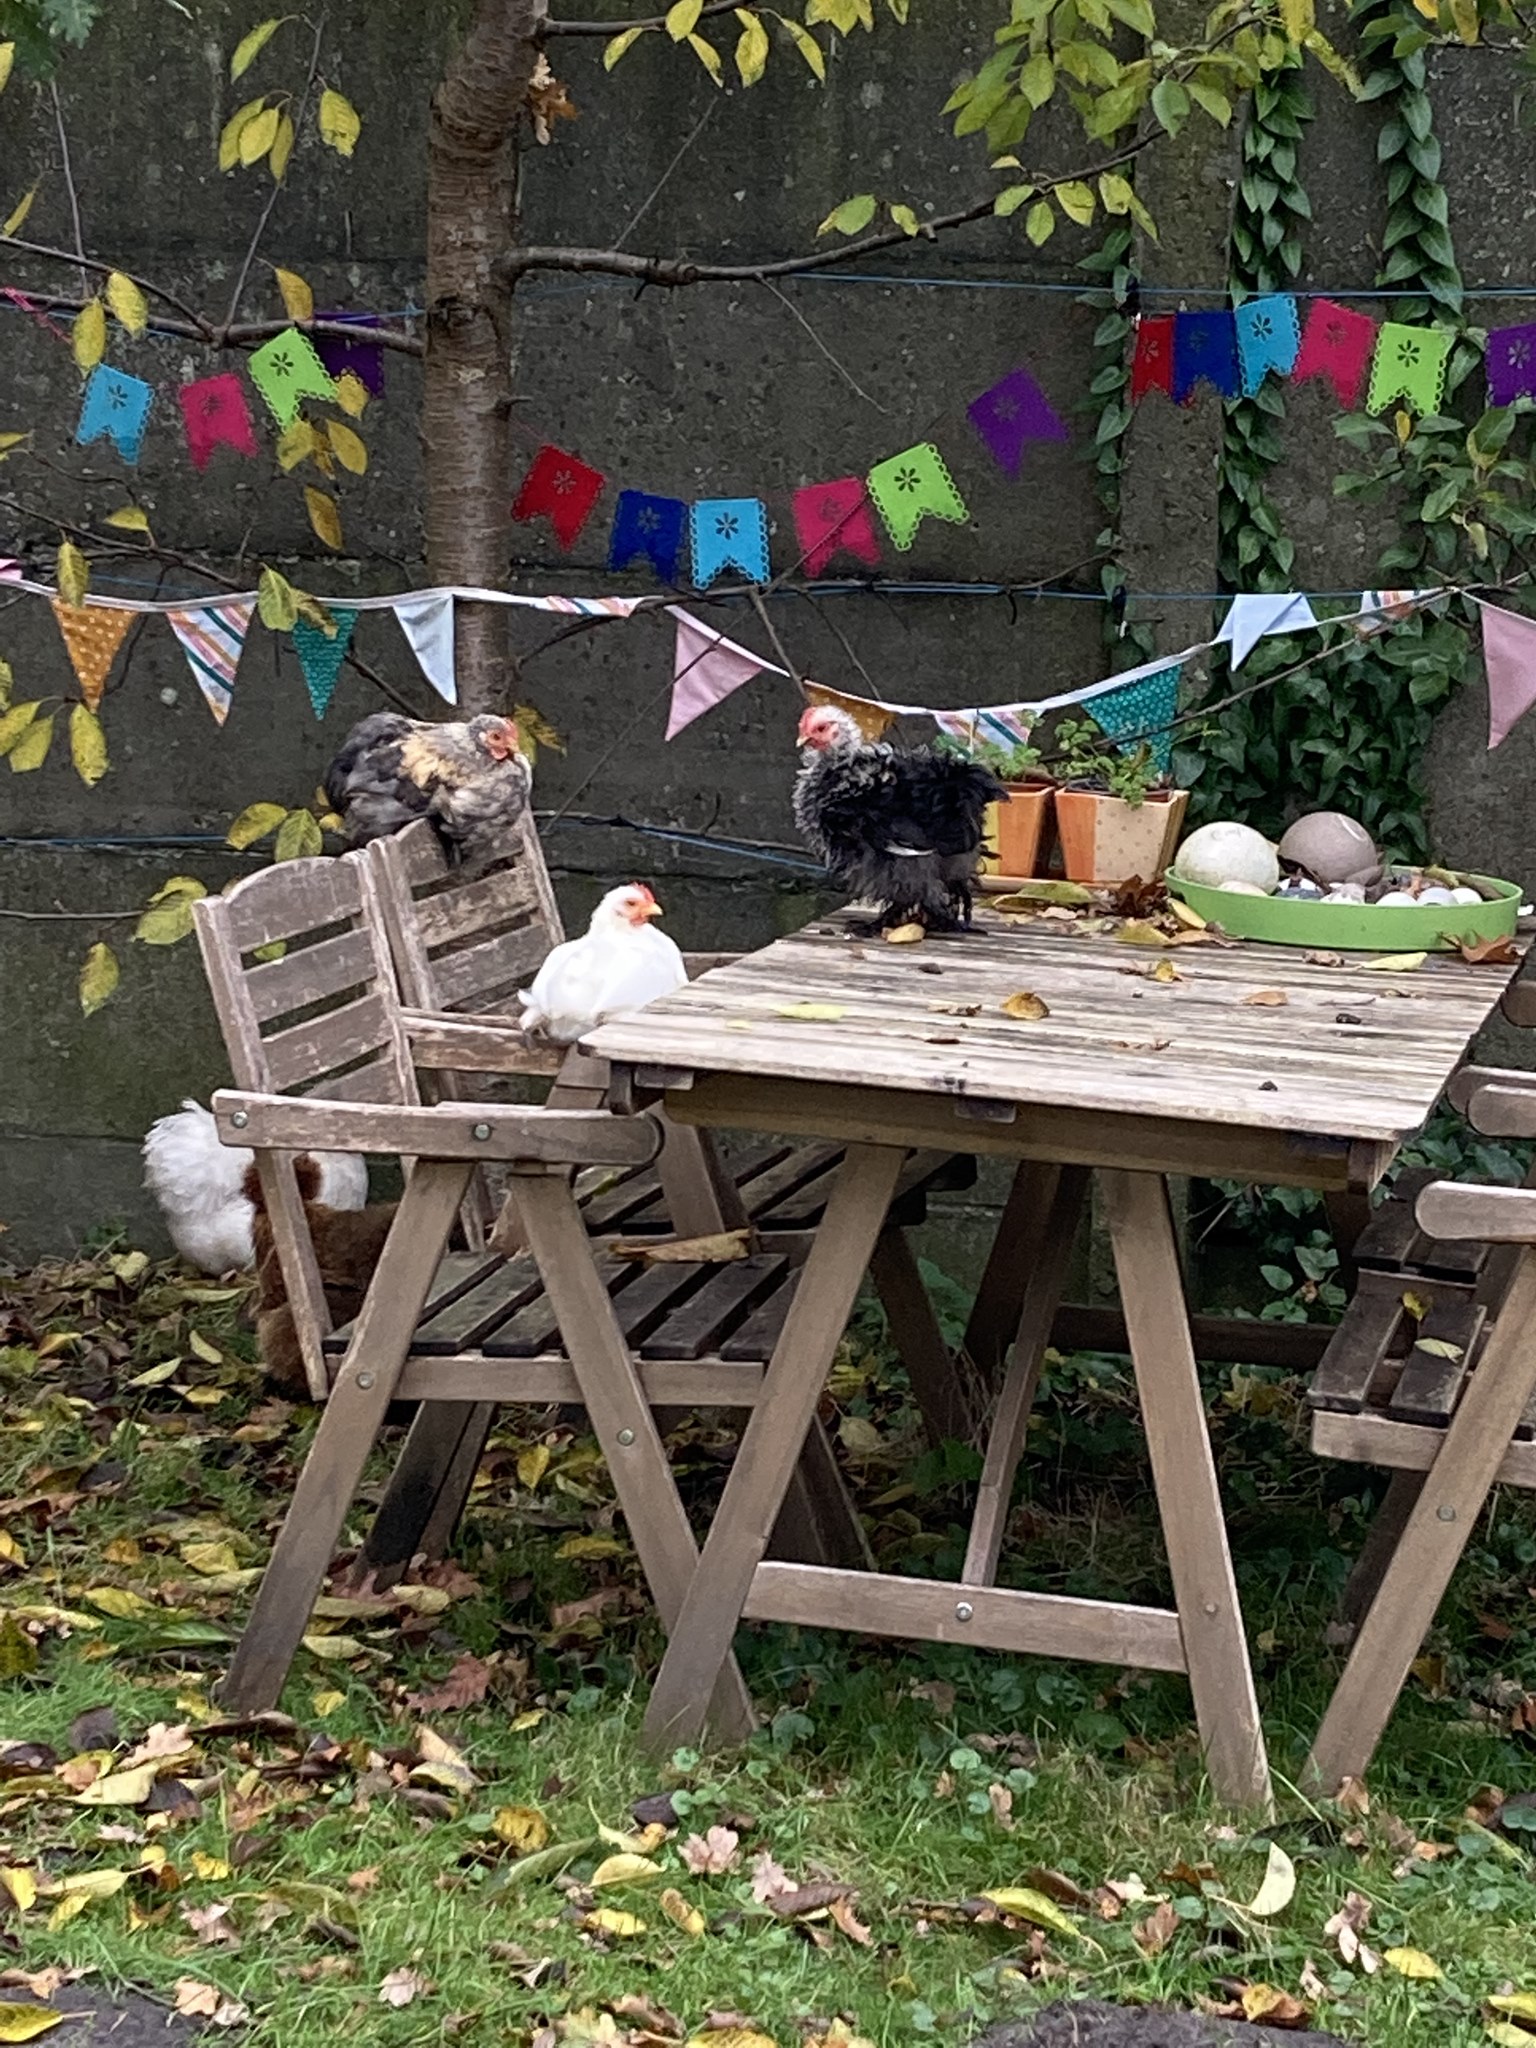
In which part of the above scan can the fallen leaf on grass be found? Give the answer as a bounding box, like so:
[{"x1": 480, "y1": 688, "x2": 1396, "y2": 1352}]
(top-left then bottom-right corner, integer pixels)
[
  {"x1": 979, "y1": 1886, "x2": 1090, "y2": 1944},
  {"x1": 173, "y1": 1979, "x2": 248, "y2": 2028},
  {"x1": 74, "y1": 1761, "x2": 158, "y2": 1808},
  {"x1": 493, "y1": 1806, "x2": 550, "y2": 1855},
  {"x1": 1240, "y1": 1983, "x2": 1311, "y2": 2027},
  {"x1": 1243, "y1": 989, "x2": 1289, "y2": 1007},
  {"x1": 490, "y1": 1837, "x2": 594, "y2": 1887},
  {"x1": 122, "y1": 1722, "x2": 193, "y2": 1769},
  {"x1": 581, "y1": 1908, "x2": 646, "y2": 1939},
  {"x1": 1488, "y1": 1992, "x2": 1536, "y2": 2021},
  {"x1": 614, "y1": 1229, "x2": 753, "y2": 1265},
  {"x1": 987, "y1": 1782, "x2": 1013, "y2": 1830},
  {"x1": 828, "y1": 1895, "x2": 873, "y2": 1947},
  {"x1": 378, "y1": 1965, "x2": 432, "y2": 2007},
  {"x1": 883, "y1": 923, "x2": 924, "y2": 945},
  {"x1": 765, "y1": 1882, "x2": 853, "y2": 1921},
  {"x1": 1324, "y1": 1890, "x2": 1379, "y2": 1970},
  {"x1": 1022, "y1": 1867, "x2": 1093, "y2": 1909},
  {"x1": 1246, "y1": 1841, "x2": 1296, "y2": 1918},
  {"x1": 771, "y1": 1003, "x2": 846, "y2": 1021},
  {"x1": 1134, "y1": 1899, "x2": 1179, "y2": 1955},
  {"x1": 749, "y1": 1853, "x2": 792, "y2": 1903},
  {"x1": 659, "y1": 1887, "x2": 705, "y2": 1937},
  {"x1": 182, "y1": 1902, "x2": 237, "y2": 1945},
  {"x1": 681, "y1": 1826, "x2": 739, "y2": 1875},
  {"x1": 403, "y1": 1653, "x2": 491, "y2": 1714},
  {"x1": 0, "y1": 1871, "x2": 33, "y2": 1913},
  {"x1": 1360, "y1": 952, "x2": 1426, "y2": 972},
  {"x1": 0, "y1": 2008, "x2": 63, "y2": 2043},
  {"x1": 1384, "y1": 1947, "x2": 1441, "y2": 1979},
  {"x1": 1487, "y1": 2022, "x2": 1536, "y2": 2046},
  {"x1": 1335, "y1": 1775, "x2": 1370, "y2": 1818},
  {"x1": 684, "y1": 2032, "x2": 776, "y2": 2048},
  {"x1": 591, "y1": 1853, "x2": 663, "y2": 1887},
  {"x1": 1000, "y1": 991, "x2": 1049, "y2": 1021}
]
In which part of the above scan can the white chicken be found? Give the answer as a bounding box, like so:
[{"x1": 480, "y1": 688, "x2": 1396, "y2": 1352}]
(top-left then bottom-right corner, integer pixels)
[
  {"x1": 517, "y1": 884, "x2": 686, "y2": 1045},
  {"x1": 141, "y1": 1100, "x2": 369, "y2": 1275}
]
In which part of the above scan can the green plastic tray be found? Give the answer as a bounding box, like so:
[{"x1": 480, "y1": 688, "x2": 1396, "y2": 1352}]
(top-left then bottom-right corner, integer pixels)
[{"x1": 1164, "y1": 869, "x2": 1523, "y2": 951}]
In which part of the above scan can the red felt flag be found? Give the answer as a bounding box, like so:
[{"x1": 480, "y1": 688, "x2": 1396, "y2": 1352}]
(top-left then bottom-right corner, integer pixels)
[
  {"x1": 512, "y1": 444, "x2": 606, "y2": 550},
  {"x1": 1129, "y1": 316, "x2": 1175, "y2": 402},
  {"x1": 1292, "y1": 298, "x2": 1377, "y2": 411},
  {"x1": 179, "y1": 374, "x2": 258, "y2": 470},
  {"x1": 791, "y1": 477, "x2": 881, "y2": 578}
]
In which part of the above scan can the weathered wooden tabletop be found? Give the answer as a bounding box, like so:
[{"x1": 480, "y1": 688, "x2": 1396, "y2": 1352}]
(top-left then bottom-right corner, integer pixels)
[{"x1": 583, "y1": 912, "x2": 1518, "y2": 1146}]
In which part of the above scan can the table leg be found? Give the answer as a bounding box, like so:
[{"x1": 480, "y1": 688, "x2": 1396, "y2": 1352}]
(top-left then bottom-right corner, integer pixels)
[
  {"x1": 964, "y1": 1162, "x2": 1064, "y2": 1386},
  {"x1": 222, "y1": 1159, "x2": 473, "y2": 1715},
  {"x1": 514, "y1": 1168, "x2": 757, "y2": 1742},
  {"x1": 358, "y1": 1401, "x2": 496, "y2": 1587},
  {"x1": 963, "y1": 1165, "x2": 1090, "y2": 1587},
  {"x1": 1100, "y1": 1168, "x2": 1273, "y2": 1811},
  {"x1": 1307, "y1": 1245, "x2": 1536, "y2": 1793},
  {"x1": 869, "y1": 1224, "x2": 974, "y2": 1448},
  {"x1": 641, "y1": 1144, "x2": 906, "y2": 1754}
]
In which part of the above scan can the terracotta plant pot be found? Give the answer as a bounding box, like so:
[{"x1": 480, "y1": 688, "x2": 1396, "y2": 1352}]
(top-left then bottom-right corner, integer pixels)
[
  {"x1": 1055, "y1": 787, "x2": 1190, "y2": 885},
  {"x1": 981, "y1": 782, "x2": 1054, "y2": 881}
]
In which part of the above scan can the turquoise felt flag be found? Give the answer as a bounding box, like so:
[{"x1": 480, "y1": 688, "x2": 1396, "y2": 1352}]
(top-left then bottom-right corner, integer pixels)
[
  {"x1": 1089, "y1": 662, "x2": 1181, "y2": 776},
  {"x1": 293, "y1": 609, "x2": 358, "y2": 719}
]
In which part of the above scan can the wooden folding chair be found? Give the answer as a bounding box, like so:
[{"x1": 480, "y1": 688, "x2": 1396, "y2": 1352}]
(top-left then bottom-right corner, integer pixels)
[
  {"x1": 207, "y1": 1087, "x2": 758, "y2": 1737},
  {"x1": 1306, "y1": 1064, "x2": 1536, "y2": 1790}
]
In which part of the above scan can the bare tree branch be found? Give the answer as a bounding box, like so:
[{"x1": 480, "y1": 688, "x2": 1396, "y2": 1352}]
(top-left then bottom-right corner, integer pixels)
[
  {"x1": 542, "y1": 0, "x2": 739, "y2": 33},
  {"x1": 499, "y1": 137, "x2": 1151, "y2": 287},
  {"x1": 4, "y1": 236, "x2": 226, "y2": 331},
  {"x1": 222, "y1": 12, "x2": 328, "y2": 333},
  {"x1": 0, "y1": 268, "x2": 424, "y2": 356},
  {"x1": 49, "y1": 80, "x2": 88, "y2": 298}
]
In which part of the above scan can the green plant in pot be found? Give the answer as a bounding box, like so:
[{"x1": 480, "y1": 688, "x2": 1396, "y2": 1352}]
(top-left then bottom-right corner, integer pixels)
[
  {"x1": 938, "y1": 731, "x2": 1054, "y2": 879},
  {"x1": 1051, "y1": 715, "x2": 1189, "y2": 885}
]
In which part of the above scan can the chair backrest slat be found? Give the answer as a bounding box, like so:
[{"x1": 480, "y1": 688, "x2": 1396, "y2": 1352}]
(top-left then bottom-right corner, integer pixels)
[
  {"x1": 244, "y1": 928, "x2": 378, "y2": 1025},
  {"x1": 428, "y1": 925, "x2": 551, "y2": 1012},
  {"x1": 414, "y1": 863, "x2": 545, "y2": 951},
  {"x1": 261, "y1": 992, "x2": 395, "y2": 1092}
]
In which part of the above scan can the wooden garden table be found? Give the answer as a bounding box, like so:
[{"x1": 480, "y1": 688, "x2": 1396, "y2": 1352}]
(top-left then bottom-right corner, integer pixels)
[{"x1": 583, "y1": 910, "x2": 1517, "y2": 1809}]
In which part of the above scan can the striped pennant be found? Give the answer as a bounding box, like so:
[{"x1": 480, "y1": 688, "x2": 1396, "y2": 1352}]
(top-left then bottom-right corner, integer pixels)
[
  {"x1": 166, "y1": 599, "x2": 254, "y2": 726},
  {"x1": 933, "y1": 706, "x2": 1033, "y2": 751}
]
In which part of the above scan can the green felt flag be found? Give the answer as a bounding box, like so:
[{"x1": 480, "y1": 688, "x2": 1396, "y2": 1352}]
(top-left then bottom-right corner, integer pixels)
[
  {"x1": 1366, "y1": 322, "x2": 1452, "y2": 417},
  {"x1": 866, "y1": 442, "x2": 969, "y2": 552}
]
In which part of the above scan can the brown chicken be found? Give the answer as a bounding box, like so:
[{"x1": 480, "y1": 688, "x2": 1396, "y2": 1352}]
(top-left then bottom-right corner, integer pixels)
[
  {"x1": 323, "y1": 711, "x2": 531, "y2": 871},
  {"x1": 244, "y1": 1160, "x2": 399, "y2": 1399}
]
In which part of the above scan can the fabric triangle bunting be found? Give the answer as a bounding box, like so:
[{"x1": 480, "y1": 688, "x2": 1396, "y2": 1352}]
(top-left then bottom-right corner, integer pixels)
[
  {"x1": 52, "y1": 600, "x2": 134, "y2": 712},
  {"x1": 967, "y1": 366, "x2": 1068, "y2": 477},
  {"x1": 1172, "y1": 312, "x2": 1239, "y2": 403},
  {"x1": 802, "y1": 681, "x2": 899, "y2": 742},
  {"x1": 1367, "y1": 321, "x2": 1452, "y2": 417},
  {"x1": 1479, "y1": 600, "x2": 1536, "y2": 749},
  {"x1": 167, "y1": 599, "x2": 254, "y2": 726},
  {"x1": 393, "y1": 593, "x2": 456, "y2": 703},
  {"x1": 866, "y1": 443, "x2": 968, "y2": 552},
  {"x1": 665, "y1": 606, "x2": 774, "y2": 740},
  {"x1": 293, "y1": 609, "x2": 358, "y2": 719},
  {"x1": 1130, "y1": 316, "x2": 1175, "y2": 401},
  {"x1": 1217, "y1": 591, "x2": 1318, "y2": 668},
  {"x1": 1087, "y1": 660, "x2": 1182, "y2": 775}
]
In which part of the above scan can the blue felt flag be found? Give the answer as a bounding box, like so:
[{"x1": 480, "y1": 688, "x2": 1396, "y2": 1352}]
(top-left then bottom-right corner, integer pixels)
[
  {"x1": 1234, "y1": 296, "x2": 1301, "y2": 396},
  {"x1": 1172, "y1": 312, "x2": 1240, "y2": 404},
  {"x1": 293, "y1": 609, "x2": 358, "y2": 720},
  {"x1": 1089, "y1": 661, "x2": 1182, "y2": 776},
  {"x1": 690, "y1": 498, "x2": 770, "y2": 586},
  {"x1": 609, "y1": 491, "x2": 687, "y2": 581},
  {"x1": 76, "y1": 365, "x2": 154, "y2": 464}
]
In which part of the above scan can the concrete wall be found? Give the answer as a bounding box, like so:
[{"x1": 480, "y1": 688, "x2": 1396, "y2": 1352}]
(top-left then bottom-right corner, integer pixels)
[{"x1": 0, "y1": 1, "x2": 1528, "y2": 1256}]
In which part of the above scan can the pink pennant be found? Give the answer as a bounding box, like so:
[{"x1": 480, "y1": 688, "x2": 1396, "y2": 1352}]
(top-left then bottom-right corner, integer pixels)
[
  {"x1": 665, "y1": 607, "x2": 770, "y2": 740},
  {"x1": 179, "y1": 373, "x2": 259, "y2": 470},
  {"x1": 791, "y1": 478, "x2": 882, "y2": 578},
  {"x1": 1480, "y1": 600, "x2": 1536, "y2": 749},
  {"x1": 1292, "y1": 298, "x2": 1377, "y2": 411}
]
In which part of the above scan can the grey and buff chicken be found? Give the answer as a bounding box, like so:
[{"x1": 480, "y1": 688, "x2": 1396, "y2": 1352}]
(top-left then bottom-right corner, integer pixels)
[
  {"x1": 323, "y1": 712, "x2": 531, "y2": 871},
  {"x1": 792, "y1": 703, "x2": 1005, "y2": 932}
]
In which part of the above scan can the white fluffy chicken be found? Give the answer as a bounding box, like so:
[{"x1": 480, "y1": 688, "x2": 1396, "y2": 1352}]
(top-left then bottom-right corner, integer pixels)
[
  {"x1": 141, "y1": 1100, "x2": 368, "y2": 1274},
  {"x1": 517, "y1": 884, "x2": 685, "y2": 1046}
]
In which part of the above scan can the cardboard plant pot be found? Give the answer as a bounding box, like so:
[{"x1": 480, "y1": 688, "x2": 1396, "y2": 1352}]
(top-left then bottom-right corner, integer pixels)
[
  {"x1": 1055, "y1": 787, "x2": 1190, "y2": 885},
  {"x1": 982, "y1": 782, "x2": 1055, "y2": 881}
]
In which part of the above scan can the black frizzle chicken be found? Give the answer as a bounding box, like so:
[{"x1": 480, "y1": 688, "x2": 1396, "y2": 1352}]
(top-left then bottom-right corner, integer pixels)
[
  {"x1": 792, "y1": 703, "x2": 1006, "y2": 932},
  {"x1": 323, "y1": 711, "x2": 531, "y2": 872}
]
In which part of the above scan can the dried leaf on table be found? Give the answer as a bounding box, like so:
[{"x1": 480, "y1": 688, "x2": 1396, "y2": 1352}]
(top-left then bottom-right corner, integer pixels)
[
  {"x1": 1151, "y1": 958, "x2": 1182, "y2": 983},
  {"x1": 771, "y1": 1003, "x2": 845, "y2": 1021},
  {"x1": 1460, "y1": 934, "x2": 1523, "y2": 965},
  {"x1": 1115, "y1": 920, "x2": 1172, "y2": 948},
  {"x1": 928, "y1": 1001, "x2": 981, "y2": 1016},
  {"x1": 1243, "y1": 989, "x2": 1289, "y2": 1007},
  {"x1": 1113, "y1": 1038, "x2": 1172, "y2": 1053},
  {"x1": 1000, "y1": 991, "x2": 1050, "y2": 1021},
  {"x1": 1168, "y1": 895, "x2": 1207, "y2": 929},
  {"x1": 993, "y1": 882, "x2": 1095, "y2": 910},
  {"x1": 883, "y1": 923, "x2": 925, "y2": 944},
  {"x1": 614, "y1": 1229, "x2": 753, "y2": 1265},
  {"x1": 1360, "y1": 952, "x2": 1426, "y2": 972},
  {"x1": 1414, "y1": 1337, "x2": 1464, "y2": 1362}
]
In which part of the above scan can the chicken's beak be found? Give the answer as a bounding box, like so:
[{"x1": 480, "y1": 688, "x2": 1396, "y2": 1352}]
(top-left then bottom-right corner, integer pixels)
[
  {"x1": 795, "y1": 709, "x2": 817, "y2": 747},
  {"x1": 639, "y1": 902, "x2": 663, "y2": 920},
  {"x1": 484, "y1": 723, "x2": 518, "y2": 761}
]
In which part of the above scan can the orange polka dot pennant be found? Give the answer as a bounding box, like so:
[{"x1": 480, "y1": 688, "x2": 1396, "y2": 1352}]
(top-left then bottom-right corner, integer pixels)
[{"x1": 51, "y1": 600, "x2": 135, "y2": 712}]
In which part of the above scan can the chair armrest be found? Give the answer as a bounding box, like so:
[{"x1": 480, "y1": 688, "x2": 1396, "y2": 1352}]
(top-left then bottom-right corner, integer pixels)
[
  {"x1": 1503, "y1": 974, "x2": 1536, "y2": 1028},
  {"x1": 210, "y1": 1090, "x2": 661, "y2": 1167},
  {"x1": 1466, "y1": 1081, "x2": 1536, "y2": 1139},
  {"x1": 1417, "y1": 1180, "x2": 1536, "y2": 1244},
  {"x1": 399, "y1": 1009, "x2": 564, "y2": 1077},
  {"x1": 1446, "y1": 1065, "x2": 1536, "y2": 1116}
]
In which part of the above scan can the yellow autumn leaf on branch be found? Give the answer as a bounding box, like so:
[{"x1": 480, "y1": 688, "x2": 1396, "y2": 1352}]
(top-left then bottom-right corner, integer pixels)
[
  {"x1": 8, "y1": 713, "x2": 53, "y2": 774},
  {"x1": 276, "y1": 419, "x2": 319, "y2": 471},
  {"x1": 103, "y1": 506, "x2": 152, "y2": 536},
  {"x1": 735, "y1": 9, "x2": 769, "y2": 83},
  {"x1": 781, "y1": 16, "x2": 827, "y2": 76},
  {"x1": 78, "y1": 944, "x2": 120, "y2": 1018},
  {"x1": 218, "y1": 97, "x2": 266, "y2": 171},
  {"x1": 318, "y1": 87, "x2": 361, "y2": 156},
  {"x1": 274, "y1": 809, "x2": 323, "y2": 861},
  {"x1": 57, "y1": 541, "x2": 89, "y2": 607},
  {"x1": 72, "y1": 298, "x2": 105, "y2": 373},
  {"x1": 270, "y1": 111, "x2": 296, "y2": 180},
  {"x1": 257, "y1": 566, "x2": 300, "y2": 631},
  {"x1": 69, "y1": 703, "x2": 109, "y2": 788},
  {"x1": 239, "y1": 103, "x2": 280, "y2": 166},
  {"x1": 2, "y1": 184, "x2": 36, "y2": 236},
  {"x1": 227, "y1": 801, "x2": 288, "y2": 849},
  {"x1": 326, "y1": 420, "x2": 367, "y2": 474},
  {"x1": 0, "y1": 44, "x2": 13, "y2": 95},
  {"x1": 604, "y1": 24, "x2": 651, "y2": 68},
  {"x1": 231, "y1": 16, "x2": 285, "y2": 78},
  {"x1": 304, "y1": 487, "x2": 343, "y2": 550},
  {"x1": 687, "y1": 31, "x2": 724, "y2": 82},
  {"x1": 666, "y1": 0, "x2": 703, "y2": 36},
  {"x1": 333, "y1": 370, "x2": 369, "y2": 417},
  {"x1": 273, "y1": 266, "x2": 313, "y2": 322},
  {"x1": 105, "y1": 271, "x2": 148, "y2": 337},
  {"x1": 0, "y1": 702, "x2": 39, "y2": 757}
]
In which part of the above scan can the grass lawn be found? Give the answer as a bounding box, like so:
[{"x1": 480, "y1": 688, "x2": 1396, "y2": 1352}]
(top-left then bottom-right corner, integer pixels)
[{"x1": 2, "y1": 1240, "x2": 1536, "y2": 2047}]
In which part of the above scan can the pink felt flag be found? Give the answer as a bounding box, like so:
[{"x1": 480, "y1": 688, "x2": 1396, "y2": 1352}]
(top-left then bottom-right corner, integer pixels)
[
  {"x1": 665, "y1": 606, "x2": 775, "y2": 740},
  {"x1": 1292, "y1": 298, "x2": 1377, "y2": 411},
  {"x1": 1481, "y1": 600, "x2": 1536, "y2": 749},
  {"x1": 791, "y1": 477, "x2": 882, "y2": 578},
  {"x1": 180, "y1": 374, "x2": 259, "y2": 470}
]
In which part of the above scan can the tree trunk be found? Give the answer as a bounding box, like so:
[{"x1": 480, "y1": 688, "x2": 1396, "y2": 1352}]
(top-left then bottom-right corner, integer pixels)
[{"x1": 424, "y1": 0, "x2": 547, "y2": 714}]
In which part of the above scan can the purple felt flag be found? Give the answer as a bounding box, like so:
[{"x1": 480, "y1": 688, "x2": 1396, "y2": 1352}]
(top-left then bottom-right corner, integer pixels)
[
  {"x1": 967, "y1": 366, "x2": 1069, "y2": 477},
  {"x1": 1486, "y1": 322, "x2": 1536, "y2": 407},
  {"x1": 315, "y1": 312, "x2": 387, "y2": 397}
]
